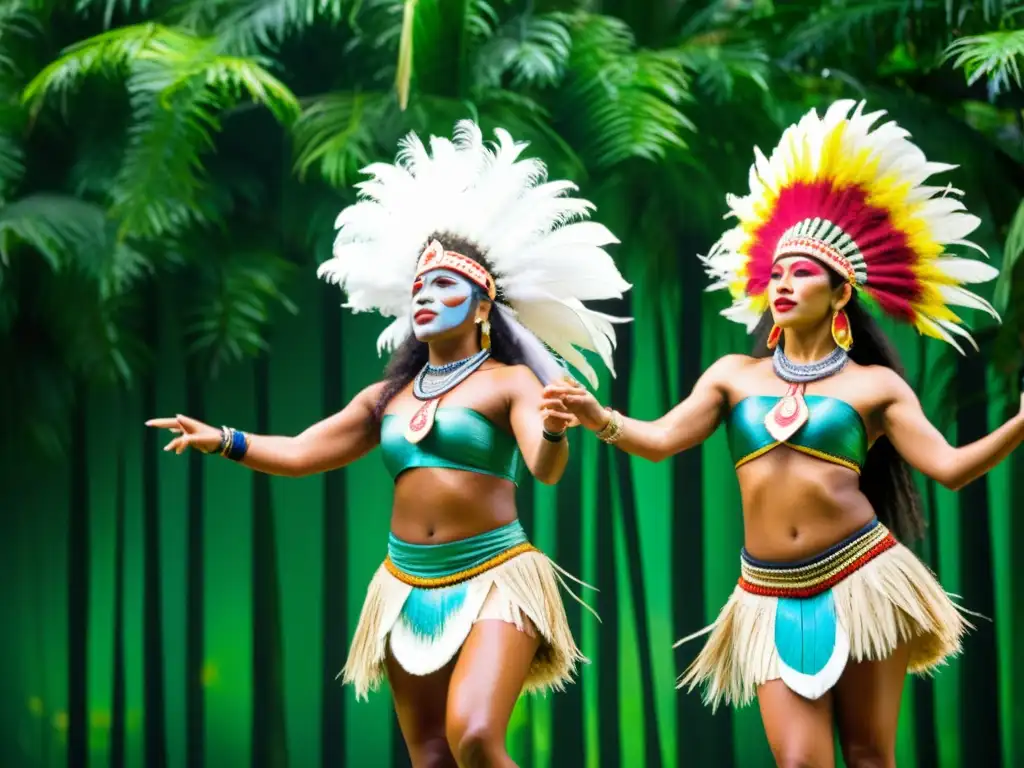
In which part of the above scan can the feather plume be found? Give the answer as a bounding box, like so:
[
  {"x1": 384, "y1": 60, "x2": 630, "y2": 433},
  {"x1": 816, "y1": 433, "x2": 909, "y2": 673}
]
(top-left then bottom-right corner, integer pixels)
[
  {"x1": 319, "y1": 120, "x2": 631, "y2": 384},
  {"x1": 701, "y1": 100, "x2": 1000, "y2": 349}
]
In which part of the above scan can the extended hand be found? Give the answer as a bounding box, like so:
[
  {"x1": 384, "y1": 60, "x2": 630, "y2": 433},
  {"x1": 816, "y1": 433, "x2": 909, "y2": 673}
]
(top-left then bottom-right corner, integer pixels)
[
  {"x1": 540, "y1": 379, "x2": 610, "y2": 432},
  {"x1": 146, "y1": 414, "x2": 223, "y2": 455}
]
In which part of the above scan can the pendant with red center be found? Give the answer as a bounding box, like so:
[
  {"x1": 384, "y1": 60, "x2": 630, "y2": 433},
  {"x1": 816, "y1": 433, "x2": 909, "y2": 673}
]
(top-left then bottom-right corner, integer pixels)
[
  {"x1": 764, "y1": 383, "x2": 809, "y2": 443},
  {"x1": 404, "y1": 398, "x2": 440, "y2": 443}
]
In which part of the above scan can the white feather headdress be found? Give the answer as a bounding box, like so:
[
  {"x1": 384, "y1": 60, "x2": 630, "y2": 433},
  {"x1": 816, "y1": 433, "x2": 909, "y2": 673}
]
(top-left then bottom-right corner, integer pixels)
[{"x1": 317, "y1": 120, "x2": 632, "y2": 386}]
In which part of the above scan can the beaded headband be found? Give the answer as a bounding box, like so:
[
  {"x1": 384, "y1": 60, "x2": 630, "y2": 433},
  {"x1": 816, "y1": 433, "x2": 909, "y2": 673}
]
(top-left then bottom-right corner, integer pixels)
[{"x1": 414, "y1": 239, "x2": 496, "y2": 300}]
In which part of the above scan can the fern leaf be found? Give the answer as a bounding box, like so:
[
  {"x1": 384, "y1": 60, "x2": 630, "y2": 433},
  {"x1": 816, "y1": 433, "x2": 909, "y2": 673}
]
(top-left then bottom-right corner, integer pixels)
[
  {"x1": 945, "y1": 30, "x2": 1024, "y2": 96},
  {"x1": 0, "y1": 194, "x2": 107, "y2": 270},
  {"x1": 292, "y1": 91, "x2": 389, "y2": 187},
  {"x1": 560, "y1": 13, "x2": 693, "y2": 169}
]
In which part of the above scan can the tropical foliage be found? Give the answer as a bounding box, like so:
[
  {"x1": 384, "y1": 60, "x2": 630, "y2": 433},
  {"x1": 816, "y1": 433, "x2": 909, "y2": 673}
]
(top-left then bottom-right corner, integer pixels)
[{"x1": 1, "y1": 2, "x2": 1022, "y2": 766}]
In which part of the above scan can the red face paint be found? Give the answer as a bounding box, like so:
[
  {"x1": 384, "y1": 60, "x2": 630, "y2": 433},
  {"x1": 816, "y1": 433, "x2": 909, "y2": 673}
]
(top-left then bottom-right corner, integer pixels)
[
  {"x1": 441, "y1": 295, "x2": 468, "y2": 308},
  {"x1": 789, "y1": 259, "x2": 827, "y2": 277}
]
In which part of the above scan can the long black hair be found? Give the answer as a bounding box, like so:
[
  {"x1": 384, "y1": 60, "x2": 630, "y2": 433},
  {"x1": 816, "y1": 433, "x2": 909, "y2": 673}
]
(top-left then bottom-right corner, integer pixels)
[
  {"x1": 751, "y1": 273, "x2": 926, "y2": 542},
  {"x1": 373, "y1": 233, "x2": 528, "y2": 420}
]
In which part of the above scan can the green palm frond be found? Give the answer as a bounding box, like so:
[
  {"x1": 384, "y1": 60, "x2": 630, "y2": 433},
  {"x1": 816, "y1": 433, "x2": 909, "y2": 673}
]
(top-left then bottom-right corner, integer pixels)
[
  {"x1": 945, "y1": 30, "x2": 1024, "y2": 95},
  {"x1": 0, "y1": 194, "x2": 107, "y2": 270},
  {"x1": 474, "y1": 12, "x2": 572, "y2": 90},
  {"x1": 212, "y1": 0, "x2": 352, "y2": 53},
  {"x1": 675, "y1": 32, "x2": 770, "y2": 102},
  {"x1": 25, "y1": 23, "x2": 300, "y2": 238},
  {"x1": 74, "y1": 0, "x2": 155, "y2": 29},
  {"x1": 185, "y1": 248, "x2": 298, "y2": 375},
  {"x1": 0, "y1": 1, "x2": 40, "y2": 76},
  {"x1": 559, "y1": 13, "x2": 693, "y2": 169},
  {"x1": 22, "y1": 23, "x2": 168, "y2": 106},
  {"x1": 785, "y1": 0, "x2": 913, "y2": 59},
  {"x1": 292, "y1": 91, "x2": 390, "y2": 187}
]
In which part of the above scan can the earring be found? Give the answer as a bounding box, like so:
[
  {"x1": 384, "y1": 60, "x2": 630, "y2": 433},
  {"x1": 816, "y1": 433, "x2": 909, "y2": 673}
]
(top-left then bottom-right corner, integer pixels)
[
  {"x1": 831, "y1": 309, "x2": 853, "y2": 351},
  {"x1": 767, "y1": 324, "x2": 782, "y2": 351},
  {"x1": 477, "y1": 317, "x2": 491, "y2": 350}
]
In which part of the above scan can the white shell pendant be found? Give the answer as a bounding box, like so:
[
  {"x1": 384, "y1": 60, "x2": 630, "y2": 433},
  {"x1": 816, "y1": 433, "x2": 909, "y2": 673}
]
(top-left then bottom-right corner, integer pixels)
[
  {"x1": 764, "y1": 383, "x2": 809, "y2": 443},
  {"x1": 405, "y1": 398, "x2": 440, "y2": 444}
]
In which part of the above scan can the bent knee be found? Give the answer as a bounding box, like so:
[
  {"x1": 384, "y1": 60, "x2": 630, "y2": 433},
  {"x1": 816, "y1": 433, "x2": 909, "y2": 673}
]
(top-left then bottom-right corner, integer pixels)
[
  {"x1": 840, "y1": 741, "x2": 894, "y2": 768},
  {"x1": 446, "y1": 720, "x2": 507, "y2": 767},
  {"x1": 404, "y1": 734, "x2": 455, "y2": 768}
]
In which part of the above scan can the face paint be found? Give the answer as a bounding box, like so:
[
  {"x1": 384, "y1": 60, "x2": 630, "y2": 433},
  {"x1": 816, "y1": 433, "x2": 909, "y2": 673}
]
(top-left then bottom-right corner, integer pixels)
[
  {"x1": 769, "y1": 256, "x2": 836, "y2": 326},
  {"x1": 411, "y1": 268, "x2": 478, "y2": 340}
]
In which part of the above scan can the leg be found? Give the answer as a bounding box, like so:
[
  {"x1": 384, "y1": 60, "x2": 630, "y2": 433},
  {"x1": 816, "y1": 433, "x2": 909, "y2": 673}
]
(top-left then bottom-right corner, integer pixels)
[
  {"x1": 445, "y1": 618, "x2": 541, "y2": 768},
  {"x1": 386, "y1": 650, "x2": 458, "y2": 768},
  {"x1": 833, "y1": 643, "x2": 911, "y2": 768},
  {"x1": 757, "y1": 680, "x2": 835, "y2": 768}
]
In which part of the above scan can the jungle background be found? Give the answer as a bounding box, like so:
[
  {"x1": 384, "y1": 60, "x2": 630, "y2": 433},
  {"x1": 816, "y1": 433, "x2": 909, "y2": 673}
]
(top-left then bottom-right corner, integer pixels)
[{"x1": 1, "y1": 0, "x2": 1023, "y2": 766}]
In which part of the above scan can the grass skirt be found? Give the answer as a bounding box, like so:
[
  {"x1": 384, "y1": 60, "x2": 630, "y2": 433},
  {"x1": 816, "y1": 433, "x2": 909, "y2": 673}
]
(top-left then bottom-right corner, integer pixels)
[
  {"x1": 677, "y1": 519, "x2": 969, "y2": 710},
  {"x1": 341, "y1": 523, "x2": 589, "y2": 700}
]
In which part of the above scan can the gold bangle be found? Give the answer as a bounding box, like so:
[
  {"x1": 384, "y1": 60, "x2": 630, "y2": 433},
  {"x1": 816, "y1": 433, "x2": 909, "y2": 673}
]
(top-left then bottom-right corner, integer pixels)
[{"x1": 596, "y1": 408, "x2": 624, "y2": 444}]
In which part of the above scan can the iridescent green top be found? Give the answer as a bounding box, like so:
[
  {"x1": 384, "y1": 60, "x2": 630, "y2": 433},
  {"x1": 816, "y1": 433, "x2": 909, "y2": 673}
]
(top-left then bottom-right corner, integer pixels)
[
  {"x1": 726, "y1": 395, "x2": 869, "y2": 473},
  {"x1": 380, "y1": 407, "x2": 524, "y2": 484}
]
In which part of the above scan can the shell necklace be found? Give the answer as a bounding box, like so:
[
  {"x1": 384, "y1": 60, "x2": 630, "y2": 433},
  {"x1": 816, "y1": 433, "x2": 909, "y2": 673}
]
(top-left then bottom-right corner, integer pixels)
[{"x1": 764, "y1": 346, "x2": 848, "y2": 442}]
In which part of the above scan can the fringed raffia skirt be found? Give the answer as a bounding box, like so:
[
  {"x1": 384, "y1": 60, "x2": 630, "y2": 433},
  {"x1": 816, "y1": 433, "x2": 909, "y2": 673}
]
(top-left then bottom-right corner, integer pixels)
[
  {"x1": 342, "y1": 520, "x2": 589, "y2": 700},
  {"x1": 678, "y1": 518, "x2": 969, "y2": 710}
]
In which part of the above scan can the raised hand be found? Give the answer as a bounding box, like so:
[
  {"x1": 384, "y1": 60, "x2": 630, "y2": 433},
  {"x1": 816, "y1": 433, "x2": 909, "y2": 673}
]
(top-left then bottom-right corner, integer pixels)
[
  {"x1": 146, "y1": 414, "x2": 223, "y2": 455},
  {"x1": 540, "y1": 378, "x2": 609, "y2": 432}
]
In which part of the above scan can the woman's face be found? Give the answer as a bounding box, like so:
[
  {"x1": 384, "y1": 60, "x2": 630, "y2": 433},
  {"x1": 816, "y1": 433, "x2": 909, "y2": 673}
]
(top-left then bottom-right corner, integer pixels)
[
  {"x1": 767, "y1": 256, "x2": 841, "y2": 328},
  {"x1": 410, "y1": 268, "x2": 480, "y2": 341}
]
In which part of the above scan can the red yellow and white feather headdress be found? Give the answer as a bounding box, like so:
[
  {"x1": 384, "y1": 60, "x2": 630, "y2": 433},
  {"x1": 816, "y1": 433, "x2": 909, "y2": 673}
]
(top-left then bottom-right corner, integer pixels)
[
  {"x1": 702, "y1": 99, "x2": 1000, "y2": 352},
  {"x1": 317, "y1": 120, "x2": 631, "y2": 385}
]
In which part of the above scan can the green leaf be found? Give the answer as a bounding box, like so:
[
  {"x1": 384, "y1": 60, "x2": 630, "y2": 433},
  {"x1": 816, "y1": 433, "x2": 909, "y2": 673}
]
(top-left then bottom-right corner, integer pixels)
[
  {"x1": 25, "y1": 23, "x2": 301, "y2": 238},
  {"x1": 184, "y1": 248, "x2": 298, "y2": 375},
  {"x1": 292, "y1": 91, "x2": 389, "y2": 187},
  {"x1": 474, "y1": 13, "x2": 573, "y2": 90},
  {"x1": 944, "y1": 30, "x2": 1024, "y2": 96},
  {"x1": 675, "y1": 31, "x2": 771, "y2": 102},
  {"x1": 0, "y1": 194, "x2": 108, "y2": 270},
  {"x1": 558, "y1": 12, "x2": 694, "y2": 169}
]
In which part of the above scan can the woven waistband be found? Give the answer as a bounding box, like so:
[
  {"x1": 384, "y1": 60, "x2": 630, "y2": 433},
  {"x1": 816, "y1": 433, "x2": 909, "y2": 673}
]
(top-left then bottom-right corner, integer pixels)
[
  {"x1": 738, "y1": 518, "x2": 896, "y2": 598},
  {"x1": 385, "y1": 520, "x2": 535, "y2": 588}
]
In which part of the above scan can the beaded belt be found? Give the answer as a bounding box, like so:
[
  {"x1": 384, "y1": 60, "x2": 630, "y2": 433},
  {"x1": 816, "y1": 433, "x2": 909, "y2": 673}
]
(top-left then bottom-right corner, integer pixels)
[
  {"x1": 384, "y1": 520, "x2": 536, "y2": 588},
  {"x1": 738, "y1": 518, "x2": 896, "y2": 598}
]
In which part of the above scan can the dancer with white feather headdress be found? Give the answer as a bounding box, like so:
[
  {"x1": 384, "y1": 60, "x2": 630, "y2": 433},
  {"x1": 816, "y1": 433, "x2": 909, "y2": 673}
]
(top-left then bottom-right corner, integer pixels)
[
  {"x1": 148, "y1": 120, "x2": 630, "y2": 765},
  {"x1": 544, "y1": 100, "x2": 1024, "y2": 764}
]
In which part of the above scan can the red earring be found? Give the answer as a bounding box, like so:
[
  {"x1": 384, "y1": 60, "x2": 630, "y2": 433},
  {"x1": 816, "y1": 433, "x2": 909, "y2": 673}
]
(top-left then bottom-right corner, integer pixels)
[
  {"x1": 767, "y1": 324, "x2": 782, "y2": 350},
  {"x1": 831, "y1": 309, "x2": 852, "y2": 351}
]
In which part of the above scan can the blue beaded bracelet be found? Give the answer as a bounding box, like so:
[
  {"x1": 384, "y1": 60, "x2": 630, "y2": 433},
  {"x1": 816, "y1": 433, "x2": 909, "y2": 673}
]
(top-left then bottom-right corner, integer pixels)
[{"x1": 221, "y1": 427, "x2": 249, "y2": 461}]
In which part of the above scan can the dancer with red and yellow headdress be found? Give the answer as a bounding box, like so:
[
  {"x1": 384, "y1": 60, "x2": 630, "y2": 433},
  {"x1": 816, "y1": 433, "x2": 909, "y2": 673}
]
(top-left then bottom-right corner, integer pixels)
[{"x1": 545, "y1": 99, "x2": 1024, "y2": 764}]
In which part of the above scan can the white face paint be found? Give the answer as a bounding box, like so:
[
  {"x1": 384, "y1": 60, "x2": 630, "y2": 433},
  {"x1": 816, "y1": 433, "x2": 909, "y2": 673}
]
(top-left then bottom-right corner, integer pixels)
[{"x1": 410, "y1": 268, "x2": 479, "y2": 341}]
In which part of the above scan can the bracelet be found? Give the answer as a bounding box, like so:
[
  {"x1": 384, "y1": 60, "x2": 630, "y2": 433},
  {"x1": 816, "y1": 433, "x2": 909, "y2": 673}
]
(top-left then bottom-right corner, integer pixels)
[
  {"x1": 218, "y1": 426, "x2": 250, "y2": 461},
  {"x1": 595, "y1": 408, "x2": 624, "y2": 444},
  {"x1": 542, "y1": 428, "x2": 566, "y2": 443}
]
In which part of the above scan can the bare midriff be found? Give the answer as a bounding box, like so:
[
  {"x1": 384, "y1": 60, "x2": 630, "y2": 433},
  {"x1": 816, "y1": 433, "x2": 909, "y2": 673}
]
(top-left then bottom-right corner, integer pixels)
[
  {"x1": 736, "y1": 446, "x2": 876, "y2": 562},
  {"x1": 389, "y1": 468, "x2": 519, "y2": 544}
]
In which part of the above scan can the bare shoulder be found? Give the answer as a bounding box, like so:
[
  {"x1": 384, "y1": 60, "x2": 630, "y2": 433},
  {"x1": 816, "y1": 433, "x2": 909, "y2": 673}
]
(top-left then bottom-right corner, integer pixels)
[
  {"x1": 489, "y1": 362, "x2": 542, "y2": 389},
  {"x1": 356, "y1": 380, "x2": 390, "y2": 407},
  {"x1": 705, "y1": 354, "x2": 762, "y2": 382},
  {"x1": 848, "y1": 363, "x2": 913, "y2": 403}
]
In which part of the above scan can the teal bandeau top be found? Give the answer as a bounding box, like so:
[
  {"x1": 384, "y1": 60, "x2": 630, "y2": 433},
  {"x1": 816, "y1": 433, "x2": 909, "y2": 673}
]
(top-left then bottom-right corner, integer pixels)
[
  {"x1": 380, "y1": 407, "x2": 524, "y2": 484},
  {"x1": 727, "y1": 395, "x2": 868, "y2": 473}
]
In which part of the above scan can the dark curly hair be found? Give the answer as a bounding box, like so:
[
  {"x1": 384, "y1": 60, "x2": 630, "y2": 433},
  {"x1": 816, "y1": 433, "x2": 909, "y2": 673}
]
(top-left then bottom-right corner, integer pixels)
[
  {"x1": 750, "y1": 273, "x2": 926, "y2": 542},
  {"x1": 373, "y1": 233, "x2": 529, "y2": 419}
]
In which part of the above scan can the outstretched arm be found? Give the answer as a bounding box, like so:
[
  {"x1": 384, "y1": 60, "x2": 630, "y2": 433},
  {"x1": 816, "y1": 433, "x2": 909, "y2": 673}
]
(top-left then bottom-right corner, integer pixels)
[
  {"x1": 148, "y1": 381, "x2": 386, "y2": 478},
  {"x1": 544, "y1": 355, "x2": 741, "y2": 462},
  {"x1": 881, "y1": 372, "x2": 1024, "y2": 491}
]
